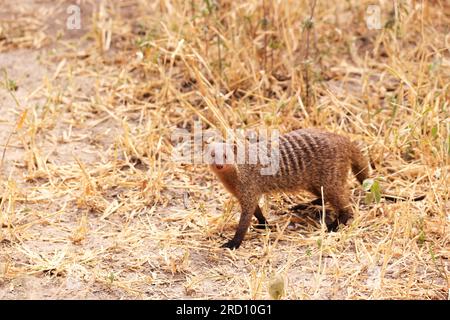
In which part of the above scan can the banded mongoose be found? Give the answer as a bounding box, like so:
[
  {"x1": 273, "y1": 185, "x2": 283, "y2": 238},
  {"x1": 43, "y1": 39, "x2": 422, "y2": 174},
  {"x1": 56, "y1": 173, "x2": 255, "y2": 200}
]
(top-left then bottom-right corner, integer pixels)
[
  {"x1": 209, "y1": 128, "x2": 425, "y2": 249},
  {"x1": 208, "y1": 128, "x2": 370, "y2": 249}
]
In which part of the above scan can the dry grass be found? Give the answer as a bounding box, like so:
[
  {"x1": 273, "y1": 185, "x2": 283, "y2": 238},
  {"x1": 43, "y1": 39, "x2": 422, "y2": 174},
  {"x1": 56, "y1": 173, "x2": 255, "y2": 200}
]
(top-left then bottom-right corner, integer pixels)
[{"x1": 0, "y1": 0, "x2": 449, "y2": 299}]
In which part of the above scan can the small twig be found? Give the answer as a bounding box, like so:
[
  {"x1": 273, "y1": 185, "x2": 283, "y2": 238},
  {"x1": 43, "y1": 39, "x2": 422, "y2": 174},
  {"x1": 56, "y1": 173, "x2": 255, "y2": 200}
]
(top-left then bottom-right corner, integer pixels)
[
  {"x1": 217, "y1": 33, "x2": 222, "y2": 76},
  {"x1": 0, "y1": 69, "x2": 25, "y2": 170},
  {"x1": 191, "y1": 0, "x2": 196, "y2": 26},
  {"x1": 304, "y1": 0, "x2": 317, "y2": 109},
  {"x1": 262, "y1": 0, "x2": 268, "y2": 73}
]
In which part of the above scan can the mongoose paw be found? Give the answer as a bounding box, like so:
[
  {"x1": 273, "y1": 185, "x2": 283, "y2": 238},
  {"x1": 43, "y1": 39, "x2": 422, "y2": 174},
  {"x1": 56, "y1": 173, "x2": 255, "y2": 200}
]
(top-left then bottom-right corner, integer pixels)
[
  {"x1": 253, "y1": 222, "x2": 268, "y2": 230},
  {"x1": 254, "y1": 224, "x2": 266, "y2": 230},
  {"x1": 326, "y1": 220, "x2": 339, "y2": 232},
  {"x1": 337, "y1": 214, "x2": 350, "y2": 225},
  {"x1": 326, "y1": 216, "x2": 351, "y2": 232},
  {"x1": 221, "y1": 240, "x2": 241, "y2": 249}
]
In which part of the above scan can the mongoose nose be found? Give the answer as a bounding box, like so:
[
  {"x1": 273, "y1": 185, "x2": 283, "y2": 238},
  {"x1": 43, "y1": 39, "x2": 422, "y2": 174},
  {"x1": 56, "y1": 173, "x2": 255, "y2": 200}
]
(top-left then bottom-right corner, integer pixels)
[{"x1": 216, "y1": 164, "x2": 223, "y2": 170}]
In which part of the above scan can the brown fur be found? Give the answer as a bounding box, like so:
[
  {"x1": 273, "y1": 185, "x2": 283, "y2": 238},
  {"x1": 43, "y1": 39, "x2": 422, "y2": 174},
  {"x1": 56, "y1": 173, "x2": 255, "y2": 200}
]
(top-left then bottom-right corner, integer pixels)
[{"x1": 209, "y1": 128, "x2": 370, "y2": 249}]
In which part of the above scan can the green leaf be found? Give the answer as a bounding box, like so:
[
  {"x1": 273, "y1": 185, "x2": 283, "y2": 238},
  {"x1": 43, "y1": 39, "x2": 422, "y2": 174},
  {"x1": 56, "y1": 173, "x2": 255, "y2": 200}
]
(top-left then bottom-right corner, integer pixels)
[
  {"x1": 418, "y1": 230, "x2": 426, "y2": 246},
  {"x1": 6, "y1": 79, "x2": 18, "y2": 91},
  {"x1": 362, "y1": 178, "x2": 374, "y2": 192},
  {"x1": 365, "y1": 192, "x2": 373, "y2": 205},
  {"x1": 303, "y1": 18, "x2": 313, "y2": 30},
  {"x1": 371, "y1": 180, "x2": 381, "y2": 204},
  {"x1": 363, "y1": 178, "x2": 381, "y2": 204},
  {"x1": 108, "y1": 272, "x2": 115, "y2": 284},
  {"x1": 428, "y1": 244, "x2": 435, "y2": 262},
  {"x1": 431, "y1": 126, "x2": 438, "y2": 139}
]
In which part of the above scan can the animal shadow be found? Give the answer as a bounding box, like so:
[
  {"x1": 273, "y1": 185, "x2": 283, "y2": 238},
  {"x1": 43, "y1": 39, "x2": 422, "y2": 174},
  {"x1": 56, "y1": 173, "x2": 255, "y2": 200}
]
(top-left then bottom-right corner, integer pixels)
[{"x1": 288, "y1": 199, "x2": 339, "y2": 231}]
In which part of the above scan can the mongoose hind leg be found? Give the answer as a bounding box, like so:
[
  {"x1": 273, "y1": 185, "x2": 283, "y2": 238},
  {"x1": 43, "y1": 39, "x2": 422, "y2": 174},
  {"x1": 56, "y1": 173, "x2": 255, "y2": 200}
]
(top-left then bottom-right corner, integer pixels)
[
  {"x1": 253, "y1": 205, "x2": 268, "y2": 229},
  {"x1": 325, "y1": 208, "x2": 351, "y2": 232},
  {"x1": 325, "y1": 219, "x2": 339, "y2": 232},
  {"x1": 326, "y1": 189, "x2": 352, "y2": 232}
]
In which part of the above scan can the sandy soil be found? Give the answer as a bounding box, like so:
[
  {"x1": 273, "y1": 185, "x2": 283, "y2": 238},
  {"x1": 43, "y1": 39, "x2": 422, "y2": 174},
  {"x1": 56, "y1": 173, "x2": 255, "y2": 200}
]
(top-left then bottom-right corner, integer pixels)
[{"x1": 0, "y1": 0, "x2": 448, "y2": 300}]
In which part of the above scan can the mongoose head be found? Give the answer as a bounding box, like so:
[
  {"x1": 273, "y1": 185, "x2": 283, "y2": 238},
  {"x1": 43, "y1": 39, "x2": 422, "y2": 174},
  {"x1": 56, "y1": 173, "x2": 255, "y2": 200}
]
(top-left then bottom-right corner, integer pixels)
[
  {"x1": 207, "y1": 142, "x2": 240, "y2": 197},
  {"x1": 206, "y1": 142, "x2": 237, "y2": 174}
]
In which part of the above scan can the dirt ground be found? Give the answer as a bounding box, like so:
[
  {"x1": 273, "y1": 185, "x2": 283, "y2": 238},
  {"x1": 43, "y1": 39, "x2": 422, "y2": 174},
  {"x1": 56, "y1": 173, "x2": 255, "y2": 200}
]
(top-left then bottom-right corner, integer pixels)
[{"x1": 0, "y1": 0, "x2": 449, "y2": 299}]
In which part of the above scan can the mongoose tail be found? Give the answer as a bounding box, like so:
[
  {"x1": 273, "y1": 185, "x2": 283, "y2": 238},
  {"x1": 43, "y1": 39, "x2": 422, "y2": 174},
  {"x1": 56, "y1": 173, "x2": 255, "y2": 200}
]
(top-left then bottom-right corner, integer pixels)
[
  {"x1": 349, "y1": 143, "x2": 370, "y2": 184},
  {"x1": 350, "y1": 144, "x2": 426, "y2": 202},
  {"x1": 382, "y1": 194, "x2": 426, "y2": 202},
  {"x1": 365, "y1": 156, "x2": 426, "y2": 202}
]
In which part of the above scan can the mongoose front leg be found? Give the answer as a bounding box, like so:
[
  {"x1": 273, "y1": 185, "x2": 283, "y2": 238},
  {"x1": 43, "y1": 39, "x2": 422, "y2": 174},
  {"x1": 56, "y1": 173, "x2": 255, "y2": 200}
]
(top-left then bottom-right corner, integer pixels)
[
  {"x1": 253, "y1": 205, "x2": 268, "y2": 229},
  {"x1": 326, "y1": 189, "x2": 352, "y2": 232},
  {"x1": 221, "y1": 201, "x2": 256, "y2": 249}
]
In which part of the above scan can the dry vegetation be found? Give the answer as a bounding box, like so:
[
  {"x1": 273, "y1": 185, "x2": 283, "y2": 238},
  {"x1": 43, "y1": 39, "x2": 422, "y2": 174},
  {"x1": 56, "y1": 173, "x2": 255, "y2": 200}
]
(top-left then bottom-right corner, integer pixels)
[{"x1": 0, "y1": 0, "x2": 449, "y2": 299}]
